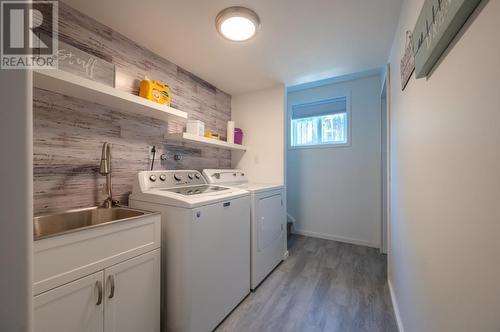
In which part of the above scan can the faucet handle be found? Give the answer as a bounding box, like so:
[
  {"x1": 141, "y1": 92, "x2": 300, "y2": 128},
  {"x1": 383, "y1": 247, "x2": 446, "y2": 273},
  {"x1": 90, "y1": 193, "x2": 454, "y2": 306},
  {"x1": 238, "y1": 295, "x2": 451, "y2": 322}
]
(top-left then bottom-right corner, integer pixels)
[{"x1": 102, "y1": 198, "x2": 119, "y2": 208}]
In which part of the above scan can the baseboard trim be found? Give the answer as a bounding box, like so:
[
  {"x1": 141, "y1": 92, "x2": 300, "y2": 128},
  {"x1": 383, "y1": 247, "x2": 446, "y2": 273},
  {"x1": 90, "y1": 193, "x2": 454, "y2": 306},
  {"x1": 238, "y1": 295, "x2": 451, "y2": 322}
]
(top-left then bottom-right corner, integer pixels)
[
  {"x1": 292, "y1": 229, "x2": 379, "y2": 248},
  {"x1": 388, "y1": 279, "x2": 404, "y2": 332}
]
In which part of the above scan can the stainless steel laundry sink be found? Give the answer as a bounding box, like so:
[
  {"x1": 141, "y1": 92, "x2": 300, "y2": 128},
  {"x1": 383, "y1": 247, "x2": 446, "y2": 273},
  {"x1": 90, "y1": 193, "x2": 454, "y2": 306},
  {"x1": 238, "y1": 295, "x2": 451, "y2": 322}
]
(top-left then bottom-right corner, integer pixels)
[{"x1": 33, "y1": 206, "x2": 148, "y2": 240}]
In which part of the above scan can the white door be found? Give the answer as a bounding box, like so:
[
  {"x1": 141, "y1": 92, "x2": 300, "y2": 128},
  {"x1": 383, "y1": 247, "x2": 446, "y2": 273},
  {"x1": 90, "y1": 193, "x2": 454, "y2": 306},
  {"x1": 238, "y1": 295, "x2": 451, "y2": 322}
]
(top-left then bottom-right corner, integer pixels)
[
  {"x1": 34, "y1": 271, "x2": 104, "y2": 332},
  {"x1": 252, "y1": 192, "x2": 285, "y2": 288},
  {"x1": 104, "y1": 249, "x2": 161, "y2": 332}
]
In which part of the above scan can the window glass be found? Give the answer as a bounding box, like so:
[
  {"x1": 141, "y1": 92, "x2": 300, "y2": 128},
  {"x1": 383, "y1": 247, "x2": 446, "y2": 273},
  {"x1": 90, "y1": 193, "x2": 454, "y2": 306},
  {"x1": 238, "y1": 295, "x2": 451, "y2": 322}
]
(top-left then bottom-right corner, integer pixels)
[{"x1": 290, "y1": 97, "x2": 348, "y2": 147}]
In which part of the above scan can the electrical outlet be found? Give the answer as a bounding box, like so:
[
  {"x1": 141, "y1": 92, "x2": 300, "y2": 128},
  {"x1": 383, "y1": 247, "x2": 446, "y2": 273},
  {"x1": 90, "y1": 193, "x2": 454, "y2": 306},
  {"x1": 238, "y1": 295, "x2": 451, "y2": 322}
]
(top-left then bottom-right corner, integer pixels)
[{"x1": 148, "y1": 145, "x2": 156, "y2": 160}]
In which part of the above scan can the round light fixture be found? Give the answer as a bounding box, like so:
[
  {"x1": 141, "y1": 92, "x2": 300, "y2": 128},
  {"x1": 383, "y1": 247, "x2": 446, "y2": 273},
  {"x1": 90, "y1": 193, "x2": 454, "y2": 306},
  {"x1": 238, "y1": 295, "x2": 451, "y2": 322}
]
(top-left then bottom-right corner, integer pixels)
[{"x1": 215, "y1": 7, "x2": 261, "y2": 42}]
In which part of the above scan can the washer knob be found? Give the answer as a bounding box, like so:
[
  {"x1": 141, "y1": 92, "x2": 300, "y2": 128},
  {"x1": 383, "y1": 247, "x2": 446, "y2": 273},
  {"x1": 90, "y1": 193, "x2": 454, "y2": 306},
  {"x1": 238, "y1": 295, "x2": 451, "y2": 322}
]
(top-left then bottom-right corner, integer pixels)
[
  {"x1": 174, "y1": 174, "x2": 182, "y2": 181},
  {"x1": 188, "y1": 174, "x2": 194, "y2": 180},
  {"x1": 149, "y1": 175, "x2": 157, "y2": 182},
  {"x1": 159, "y1": 174, "x2": 166, "y2": 181},
  {"x1": 195, "y1": 173, "x2": 201, "y2": 179}
]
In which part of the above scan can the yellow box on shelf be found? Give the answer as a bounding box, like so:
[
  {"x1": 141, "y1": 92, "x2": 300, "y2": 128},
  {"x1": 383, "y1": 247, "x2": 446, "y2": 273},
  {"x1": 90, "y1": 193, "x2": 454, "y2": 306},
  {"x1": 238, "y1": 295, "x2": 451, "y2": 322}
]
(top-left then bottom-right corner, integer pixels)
[
  {"x1": 139, "y1": 79, "x2": 171, "y2": 106},
  {"x1": 204, "y1": 131, "x2": 221, "y2": 140}
]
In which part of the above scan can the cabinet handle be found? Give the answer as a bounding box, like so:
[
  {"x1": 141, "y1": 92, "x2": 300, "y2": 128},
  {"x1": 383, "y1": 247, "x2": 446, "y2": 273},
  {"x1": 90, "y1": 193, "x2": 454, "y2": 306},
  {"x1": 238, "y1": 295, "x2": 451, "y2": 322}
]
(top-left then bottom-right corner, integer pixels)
[
  {"x1": 108, "y1": 275, "x2": 115, "y2": 299},
  {"x1": 95, "y1": 281, "x2": 103, "y2": 306}
]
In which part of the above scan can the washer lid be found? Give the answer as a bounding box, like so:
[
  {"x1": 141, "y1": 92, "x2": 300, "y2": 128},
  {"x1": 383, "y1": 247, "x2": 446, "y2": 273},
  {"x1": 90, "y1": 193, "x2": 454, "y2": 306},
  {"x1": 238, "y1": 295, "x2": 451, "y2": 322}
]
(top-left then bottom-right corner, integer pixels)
[
  {"x1": 159, "y1": 185, "x2": 230, "y2": 196},
  {"x1": 129, "y1": 185, "x2": 249, "y2": 208}
]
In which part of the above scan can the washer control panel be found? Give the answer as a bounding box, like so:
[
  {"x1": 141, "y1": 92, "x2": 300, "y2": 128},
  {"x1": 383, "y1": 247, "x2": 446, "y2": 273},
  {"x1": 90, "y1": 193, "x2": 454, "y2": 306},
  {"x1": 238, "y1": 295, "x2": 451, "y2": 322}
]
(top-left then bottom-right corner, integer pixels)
[
  {"x1": 202, "y1": 169, "x2": 248, "y2": 185},
  {"x1": 139, "y1": 170, "x2": 206, "y2": 190}
]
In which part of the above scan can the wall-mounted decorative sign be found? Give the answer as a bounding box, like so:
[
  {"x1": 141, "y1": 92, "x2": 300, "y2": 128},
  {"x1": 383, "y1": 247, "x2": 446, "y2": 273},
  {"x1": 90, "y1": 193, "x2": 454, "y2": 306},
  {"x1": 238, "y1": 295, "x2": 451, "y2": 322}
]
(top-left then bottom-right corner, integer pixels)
[
  {"x1": 413, "y1": 0, "x2": 482, "y2": 78},
  {"x1": 57, "y1": 40, "x2": 115, "y2": 87},
  {"x1": 36, "y1": 33, "x2": 116, "y2": 87},
  {"x1": 400, "y1": 31, "x2": 415, "y2": 91}
]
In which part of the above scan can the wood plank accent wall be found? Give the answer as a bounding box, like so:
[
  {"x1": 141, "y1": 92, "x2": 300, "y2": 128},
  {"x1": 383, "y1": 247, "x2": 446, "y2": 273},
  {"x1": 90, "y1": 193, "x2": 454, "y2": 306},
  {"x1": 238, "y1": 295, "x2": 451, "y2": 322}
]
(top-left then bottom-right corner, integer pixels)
[{"x1": 34, "y1": 2, "x2": 231, "y2": 214}]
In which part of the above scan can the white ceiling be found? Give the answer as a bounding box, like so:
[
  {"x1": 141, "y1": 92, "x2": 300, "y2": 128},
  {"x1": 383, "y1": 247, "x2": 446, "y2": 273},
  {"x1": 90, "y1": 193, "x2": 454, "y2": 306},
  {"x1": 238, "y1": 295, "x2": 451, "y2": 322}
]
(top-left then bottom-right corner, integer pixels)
[{"x1": 63, "y1": 0, "x2": 402, "y2": 95}]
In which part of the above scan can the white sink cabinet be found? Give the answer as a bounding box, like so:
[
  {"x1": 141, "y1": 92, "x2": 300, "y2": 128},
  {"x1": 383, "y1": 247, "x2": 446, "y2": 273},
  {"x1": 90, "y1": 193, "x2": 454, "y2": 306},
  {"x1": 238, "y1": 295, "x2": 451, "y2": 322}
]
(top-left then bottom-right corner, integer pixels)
[{"x1": 33, "y1": 212, "x2": 161, "y2": 332}]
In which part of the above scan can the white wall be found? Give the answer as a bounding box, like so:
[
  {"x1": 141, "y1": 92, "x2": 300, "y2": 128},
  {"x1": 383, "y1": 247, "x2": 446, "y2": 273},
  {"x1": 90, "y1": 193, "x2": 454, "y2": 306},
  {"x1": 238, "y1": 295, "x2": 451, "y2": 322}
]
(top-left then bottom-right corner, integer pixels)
[
  {"x1": 388, "y1": 1, "x2": 500, "y2": 331},
  {"x1": 287, "y1": 75, "x2": 382, "y2": 247},
  {"x1": 231, "y1": 85, "x2": 286, "y2": 184},
  {"x1": 0, "y1": 70, "x2": 33, "y2": 331}
]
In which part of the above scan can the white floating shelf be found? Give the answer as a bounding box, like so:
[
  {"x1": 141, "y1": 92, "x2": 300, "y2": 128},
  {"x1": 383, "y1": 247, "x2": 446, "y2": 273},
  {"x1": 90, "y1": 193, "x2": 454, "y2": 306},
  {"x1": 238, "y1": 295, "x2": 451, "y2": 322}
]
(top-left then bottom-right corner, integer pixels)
[
  {"x1": 165, "y1": 132, "x2": 247, "y2": 151},
  {"x1": 33, "y1": 69, "x2": 188, "y2": 122}
]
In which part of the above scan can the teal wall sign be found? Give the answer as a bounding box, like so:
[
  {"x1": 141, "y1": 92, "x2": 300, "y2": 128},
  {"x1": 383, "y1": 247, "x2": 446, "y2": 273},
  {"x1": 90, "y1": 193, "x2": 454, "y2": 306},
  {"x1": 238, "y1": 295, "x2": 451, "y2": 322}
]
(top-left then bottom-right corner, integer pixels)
[{"x1": 413, "y1": 0, "x2": 482, "y2": 78}]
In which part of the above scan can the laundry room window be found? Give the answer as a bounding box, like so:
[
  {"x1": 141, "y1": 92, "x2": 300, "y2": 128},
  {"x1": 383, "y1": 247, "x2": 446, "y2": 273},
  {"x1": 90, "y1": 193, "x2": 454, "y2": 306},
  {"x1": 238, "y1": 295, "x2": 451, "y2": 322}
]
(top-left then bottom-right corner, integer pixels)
[{"x1": 290, "y1": 96, "x2": 350, "y2": 148}]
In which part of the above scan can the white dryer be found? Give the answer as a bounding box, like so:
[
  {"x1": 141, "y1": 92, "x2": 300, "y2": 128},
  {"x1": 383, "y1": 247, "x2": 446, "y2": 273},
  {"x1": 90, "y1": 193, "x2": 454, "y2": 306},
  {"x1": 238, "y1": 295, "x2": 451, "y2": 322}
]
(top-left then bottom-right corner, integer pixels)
[
  {"x1": 129, "y1": 170, "x2": 250, "y2": 332},
  {"x1": 203, "y1": 169, "x2": 287, "y2": 290}
]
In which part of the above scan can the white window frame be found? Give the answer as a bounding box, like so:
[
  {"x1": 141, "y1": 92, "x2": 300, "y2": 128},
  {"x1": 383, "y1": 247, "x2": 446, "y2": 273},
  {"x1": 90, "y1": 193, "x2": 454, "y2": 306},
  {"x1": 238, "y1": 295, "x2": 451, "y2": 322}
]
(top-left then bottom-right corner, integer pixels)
[{"x1": 288, "y1": 94, "x2": 351, "y2": 150}]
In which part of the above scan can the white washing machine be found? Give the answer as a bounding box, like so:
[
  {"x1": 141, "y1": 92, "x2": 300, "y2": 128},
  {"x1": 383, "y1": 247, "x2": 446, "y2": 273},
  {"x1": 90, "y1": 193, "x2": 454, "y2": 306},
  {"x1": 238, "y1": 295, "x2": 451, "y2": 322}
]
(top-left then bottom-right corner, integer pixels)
[
  {"x1": 203, "y1": 169, "x2": 287, "y2": 290},
  {"x1": 129, "y1": 170, "x2": 250, "y2": 332}
]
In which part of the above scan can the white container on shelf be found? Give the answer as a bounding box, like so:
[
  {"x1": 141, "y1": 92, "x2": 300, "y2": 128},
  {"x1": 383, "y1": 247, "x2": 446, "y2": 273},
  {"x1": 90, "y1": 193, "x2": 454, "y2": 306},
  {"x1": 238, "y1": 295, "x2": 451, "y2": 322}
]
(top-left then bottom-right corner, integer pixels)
[
  {"x1": 186, "y1": 120, "x2": 205, "y2": 137},
  {"x1": 227, "y1": 121, "x2": 235, "y2": 144}
]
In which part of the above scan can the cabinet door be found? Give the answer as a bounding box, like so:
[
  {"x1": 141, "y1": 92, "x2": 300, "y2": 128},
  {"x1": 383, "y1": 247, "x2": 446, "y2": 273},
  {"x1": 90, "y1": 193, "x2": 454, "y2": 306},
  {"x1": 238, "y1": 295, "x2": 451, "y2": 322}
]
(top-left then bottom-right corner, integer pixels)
[
  {"x1": 34, "y1": 271, "x2": 104, "y2": 332},
  {"x1": 104, "y1": 249, "x2": 160, "y2": 332}
]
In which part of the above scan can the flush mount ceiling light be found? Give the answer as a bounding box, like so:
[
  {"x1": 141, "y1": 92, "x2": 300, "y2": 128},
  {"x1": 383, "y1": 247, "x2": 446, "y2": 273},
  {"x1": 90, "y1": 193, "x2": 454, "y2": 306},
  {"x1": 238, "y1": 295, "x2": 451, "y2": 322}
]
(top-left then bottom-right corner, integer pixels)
[{"x1": 215, "y1": 7, "x2": 261, "y2": 42}]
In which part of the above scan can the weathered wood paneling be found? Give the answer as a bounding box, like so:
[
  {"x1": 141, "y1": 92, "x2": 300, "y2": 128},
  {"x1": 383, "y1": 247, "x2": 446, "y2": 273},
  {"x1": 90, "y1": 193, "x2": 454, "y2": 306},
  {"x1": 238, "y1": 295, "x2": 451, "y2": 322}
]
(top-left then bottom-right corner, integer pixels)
[{"x1": 34, "y1": 2, "x2": 231, "y2": 214}]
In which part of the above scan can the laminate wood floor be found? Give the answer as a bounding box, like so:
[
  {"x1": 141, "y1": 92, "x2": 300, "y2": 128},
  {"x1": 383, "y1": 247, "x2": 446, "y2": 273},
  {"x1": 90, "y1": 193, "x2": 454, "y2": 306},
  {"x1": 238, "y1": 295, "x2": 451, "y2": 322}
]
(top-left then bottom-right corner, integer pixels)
[{"x1": 215, "y1": 235, "x2": 398, "y2": 332}]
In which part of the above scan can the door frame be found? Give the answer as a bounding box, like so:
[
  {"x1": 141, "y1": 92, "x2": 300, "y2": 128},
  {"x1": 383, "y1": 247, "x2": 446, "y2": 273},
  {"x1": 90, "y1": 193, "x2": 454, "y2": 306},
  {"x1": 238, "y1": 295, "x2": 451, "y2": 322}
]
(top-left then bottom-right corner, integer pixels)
[{"x1": 380, "y1": 64, "x2": 391, "y2": 256}]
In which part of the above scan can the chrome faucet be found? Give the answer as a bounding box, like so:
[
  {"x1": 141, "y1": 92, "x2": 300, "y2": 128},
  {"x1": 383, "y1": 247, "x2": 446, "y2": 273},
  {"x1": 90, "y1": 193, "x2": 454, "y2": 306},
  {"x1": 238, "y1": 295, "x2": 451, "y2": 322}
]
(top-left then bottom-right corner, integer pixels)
[{"x1": 99, "y1": 142, "x2": 117, "y2": 208}]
